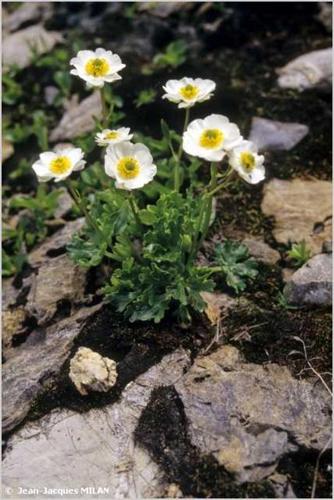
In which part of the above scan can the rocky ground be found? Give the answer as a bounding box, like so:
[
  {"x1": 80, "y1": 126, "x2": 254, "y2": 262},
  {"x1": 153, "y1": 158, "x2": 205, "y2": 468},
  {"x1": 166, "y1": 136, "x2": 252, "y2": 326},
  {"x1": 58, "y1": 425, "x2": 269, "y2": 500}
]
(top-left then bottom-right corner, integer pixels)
[{"x1": 2, "y1": 2, "x2": 332, "y2": 499}]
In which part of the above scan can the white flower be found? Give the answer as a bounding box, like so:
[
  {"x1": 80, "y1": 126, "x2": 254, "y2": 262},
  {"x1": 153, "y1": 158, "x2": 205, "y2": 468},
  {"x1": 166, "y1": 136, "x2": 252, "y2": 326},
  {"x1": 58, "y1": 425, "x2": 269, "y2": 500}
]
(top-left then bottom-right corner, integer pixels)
[
  {"x1": 229, "y1": 140, "x2": 265, "y2": 184},
  {"x1": 70, "y1": 48, "x2": 125, "y2": 88},
  {"x1": 95, "y1": 127, "x2": 133, "y2": 147},
  {"x1": 162, "y1": 77, "x2": 216, "y2": 108},
  {"x1": 182, "y1": 114, "x2": 242, "y2": 162},
  {"x1": 104, "y1": 142, "x2": 157, "y2": 190},
  {"x1": 32, "y1": 147, "x2": 86, "y2": 182}
]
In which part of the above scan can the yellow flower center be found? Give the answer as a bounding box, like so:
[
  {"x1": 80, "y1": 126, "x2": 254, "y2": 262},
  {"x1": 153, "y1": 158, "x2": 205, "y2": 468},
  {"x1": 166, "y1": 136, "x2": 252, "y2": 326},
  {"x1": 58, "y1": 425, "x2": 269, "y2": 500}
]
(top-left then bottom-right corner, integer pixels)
[
  {"x1": 240, "y1": 152, "x2": 255, "y2": 172},
  {"x1": 117, "y1": 156, "x2": 140, "y2": 180},
  {"x1": 85, "y1": 58, "x2": 110, "y2": 77},
  {"x1": 179, "y1": 84, "x2": 199, "y2": 100},
  {"x1": 199, "y1": 129, "x2": 224, "y2": 149},
  {"x1": 106, "y1": 131, "x2": 119, "y2": 140},
  {"x1": 49, "y1": 156, "x2": 72, "y2": 175}
]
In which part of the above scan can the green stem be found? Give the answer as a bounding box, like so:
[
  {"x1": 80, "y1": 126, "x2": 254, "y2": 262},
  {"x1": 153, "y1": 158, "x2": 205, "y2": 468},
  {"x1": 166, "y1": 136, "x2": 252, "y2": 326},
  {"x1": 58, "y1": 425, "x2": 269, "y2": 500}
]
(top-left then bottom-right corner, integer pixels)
[
  {"x1": 187, "y1": 195, "x2": 207, "y2": 265},
  {"x1": 206, "y1": 266, "x2": 223, "y2": 275},
  {"x1": 67, "y1": 182, "x2": 100, "y2": 234},
  {"x1": 99, "y1": 88, "x2": 108, "y2": 127},
  {"x1": 128, "y1": 193, "x2": 142, "y2": 227},
  {"x1": 174, "y1": 158, "x2": 180, "y2": 192},
  {"x1": 195, "y1": 162, "x2": 218, "y2": 255},
  {"x1": 174, "y1": 107, "x2": 190, "y2": 192},
  {"x1": 206, "y1": 167, "x2": 235, "y2": 197}
]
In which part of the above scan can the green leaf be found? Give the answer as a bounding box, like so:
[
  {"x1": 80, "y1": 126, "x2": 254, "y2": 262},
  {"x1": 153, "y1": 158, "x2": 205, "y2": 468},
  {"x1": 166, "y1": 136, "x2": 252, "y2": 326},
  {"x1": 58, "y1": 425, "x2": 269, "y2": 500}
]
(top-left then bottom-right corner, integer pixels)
[
  {"x1": 134, "y1": 88, "x2": 157, "y2": 108},
  {"x1": 213, "y1": 240, "x2": 259, "y2": 293},
  {"x1": 287, "y1": 240, "x2": 311, "y2": 268}
]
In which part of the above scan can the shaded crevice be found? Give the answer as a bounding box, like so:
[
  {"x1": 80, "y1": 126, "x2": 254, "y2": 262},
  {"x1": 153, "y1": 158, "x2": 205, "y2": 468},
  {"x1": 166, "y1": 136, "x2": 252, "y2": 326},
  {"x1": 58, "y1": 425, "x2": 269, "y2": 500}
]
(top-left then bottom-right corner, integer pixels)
[{"x1": 135, "y1": 385, "x2": 275, "y2": 498}]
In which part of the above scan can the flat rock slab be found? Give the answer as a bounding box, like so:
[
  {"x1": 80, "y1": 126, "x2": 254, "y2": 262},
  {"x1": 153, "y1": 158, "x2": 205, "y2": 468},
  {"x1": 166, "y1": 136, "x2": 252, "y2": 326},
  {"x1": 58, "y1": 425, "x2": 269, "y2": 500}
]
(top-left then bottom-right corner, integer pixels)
[
  {"x1": 277, "y1": 47, "x2": 332, "y2": 91},
  {"x1": 50, "y1": 92, "x2": 102, "y2": 142},
  {"x1": 284, "y1": 253, "x2": 332, "y2": 306},
  {"x1": 26, "y1": 253, "x2": 87, "y2": 325},
  {"x1": 2, "y1": 350, "x2": 190, "y2": 498},
  {"x1": 2, "y1": 304, "x2": 102, "y2": 434},
  {"x1": 261, "y1": 178, "x2": 332, "y2": 255},
  {"x1": 3, "y1": 25, "x2": 63, "y2": 71},
  {"x1": 175, "y1": 345, "x2": 332, "y2": 483},
  {"x1": 248, "y1": 117, "x2": 309, "y2": 152}
]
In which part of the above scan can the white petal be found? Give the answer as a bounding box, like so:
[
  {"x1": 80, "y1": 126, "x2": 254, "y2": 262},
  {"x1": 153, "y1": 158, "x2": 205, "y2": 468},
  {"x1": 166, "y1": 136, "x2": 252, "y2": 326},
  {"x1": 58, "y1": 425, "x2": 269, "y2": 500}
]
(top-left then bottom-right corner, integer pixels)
[
  {"x1": 39, "y1": 152, "x2": 56, "y2": 164},
  {"x1": 203, "y1": 114, "x2": 229, "y2": 129},
  {"x1": 104, "y1": 154, "x2": 117, "y2": 179},
  {"x1": 32, "y1": 159, "x2": 51, "y2": 177},
  {"x1": 77, "y1": 50, "x2": 95, "y2": 62},
  {"x1": 64, "y1": 148, "x2": 84, "y2": 166},
  {"x1": 73, "y1": 160, "x2": 86, "y2": 172},
  {"x1": 178, "y1": 101, "x2": 194, "y2": 108},
  {"x1": 103, "y1": 73, "x2": 122, "y2": 83}
]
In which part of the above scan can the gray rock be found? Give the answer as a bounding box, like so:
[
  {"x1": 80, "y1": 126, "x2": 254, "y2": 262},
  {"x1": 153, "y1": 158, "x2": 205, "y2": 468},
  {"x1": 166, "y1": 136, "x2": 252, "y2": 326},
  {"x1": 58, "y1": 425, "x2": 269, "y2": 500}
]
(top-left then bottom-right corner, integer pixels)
[
  {"x1": 44, "y1": 85, "x2": 59, "y2": 105},
  {"x1": 277, "y1": 47, "x2": 332, "y2": 91},
  {"x1": 242, "y1": 238, "x2": 280, "y2": 265},
  {"x1": 175, "y1": 345, "x2": 331, "y2": 483},
  {"x1": 284, "y1": 253, "x2": 332, "y2": 306},
  {"x1": 69, "y1": 347, "x2": 118, "y2": 396},
  {"x1": 2, "y1": 303, "x2": 103, "y2": 434},
  {"x1": 138, "y1": 2, "x2": 190, "y2": 17},
  {"x1": 28, "y1": 218, "x2": 84, "y2": 267},
  {"x1": 2, "y1": 307, "x2": 28, "y2": 360},
  {"x1": 2, "y1": 2, "x2": 53, "y2": 33},
  {"x1": 3, "y1": 350, "x2": 190, "y2": 498},
  {"x1": 316, "y1": 2, "x2": 332, "y2": 33},
  {"x1": 2, "y1": 277, "x2": 24, "y2": 310},
  {"x1": 3, "y1": 25, "x2": 63, "y2": 71},
  {"x1": 54, "y1": 187, "x2": 73, "y2": 219},
  {"x1": 248, "y1": 117, "x2": 309, "y2": 152},
  {"x1": 26, "y1": 253, "x2": 87, "y2": 325},
  {"x1": 261, "y1": 178, "x2": 332, "y2": 256},
  {"x1": 50, "y1": 92, "x2": 102, "y2": 142}
]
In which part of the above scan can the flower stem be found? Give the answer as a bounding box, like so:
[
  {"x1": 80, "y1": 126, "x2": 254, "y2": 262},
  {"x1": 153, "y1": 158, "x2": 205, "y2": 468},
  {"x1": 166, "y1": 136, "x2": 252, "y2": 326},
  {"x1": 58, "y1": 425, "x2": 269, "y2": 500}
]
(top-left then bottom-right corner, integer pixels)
[
  {"x1": 187, "y1": 195, "x2": 207, "y2": 265},
  {"x1": 67, "y1": 181, "x2": 100, "y2": 234},
  {"x1": 99, "y1": 88, "x2": 108, "y2": 127},
  {"x1": 206, "y1": 167, "x2": 235, "y2": 197},
  {"x1": 174, "y1": 107, "x2": 190, "y2": 192},
  {"x1": 177, "y1": 107, "x2": 190, "y2": 158},
  {"x1": 200, "y1": 162, "x2": 218, "y2": 240},
  {"x1": 128, "y1": 192, "x2": 142, "y2": 227}
]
